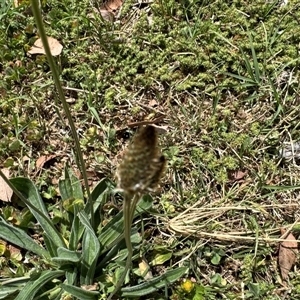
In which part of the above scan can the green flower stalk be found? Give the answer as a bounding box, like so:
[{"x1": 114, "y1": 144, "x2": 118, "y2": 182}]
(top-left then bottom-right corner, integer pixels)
[{"x1": 108, "y1": 125, "x2": 166, "y2": 299}]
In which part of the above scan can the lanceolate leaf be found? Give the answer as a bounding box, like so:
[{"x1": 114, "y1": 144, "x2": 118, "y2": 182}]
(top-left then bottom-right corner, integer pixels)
[
  {"x1": 61, "y1": 284, "x2": 99, "y2": 300},
  {"x1": 91, "y1": 178, "x2": 111, "y2": 213},
  {"x1": 14, "y1": 270, "x2": 64, "y2": 300},
  {"x1": 59, "y1": 167, "x2": 84, "y2": 201},
  {"x1": 120, "y1": 267, "x2": 188, "y2": 297},
  {"x1": 51, "y1": 247, "x2": 81, "y2": 264},
  {"x1": 0, "y1": 217, "x2": 49, "y2": 259},
  {"x1": 69, "y1": 212, "x2": 85, "y2": 251},
  {"x1": 10, "y1": 177, "x2": 66, "y2": 249},
  {"x1": 79, "y1": 212, "x2": 100, "y2": 285},
  {"x1": 0, "y1": 286, "x2": 20, "y2": 300}
]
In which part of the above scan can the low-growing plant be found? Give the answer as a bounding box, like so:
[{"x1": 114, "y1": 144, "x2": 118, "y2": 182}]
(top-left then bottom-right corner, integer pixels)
[
  {"x1": 0, "y1": 1, "x2": 188, "y2": 299},
  {"x1": 0, "y1": 167, "x2": 187, "y2": 299}
]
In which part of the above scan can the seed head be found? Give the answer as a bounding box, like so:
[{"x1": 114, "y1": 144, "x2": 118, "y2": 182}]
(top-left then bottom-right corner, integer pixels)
[{"x1": 116, "y1": 125, "x2": 166, "y2": 194}]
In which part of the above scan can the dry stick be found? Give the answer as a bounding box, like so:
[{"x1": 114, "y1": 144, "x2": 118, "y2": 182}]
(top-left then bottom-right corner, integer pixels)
[{"x1": 108, "y1": 193, "x2": 140, "y2": 300}]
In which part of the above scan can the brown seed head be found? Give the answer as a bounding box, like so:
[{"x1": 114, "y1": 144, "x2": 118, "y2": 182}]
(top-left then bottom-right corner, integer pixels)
[{"x1": 116, "y1": 125, "x2": 166, "y2": 194}]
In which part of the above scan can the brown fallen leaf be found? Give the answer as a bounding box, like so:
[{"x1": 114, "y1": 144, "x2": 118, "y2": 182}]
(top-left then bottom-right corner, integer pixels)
[
  {"x1": 138, "y1": 257, "x2": 153, "y2": 280},
  {"x1": 278, "y1": 228, "x2": 298, "y2": 281},
  {"x1": 0, "y1": 168, "x2": 13, "y2": 202},
  {"x1": 81, "y1": 283, "x2": 98, "y2": 291},
  {"x1": 149, "y1": 99, "x2": 159, "y2": 107},
  {"x1": 99, "y1": 9, "x2": 114, "y2": 21},
  {"x1": 101, "y1": 0, "x2": 123, "y2": 14},
  {"x1": 36, "y1": 154, "x2": 58, "y2": 170},
  {"x1": 98, "y1": 0, "x2": 123, "y2": 20},
  {"x1": 228, "y1": 170, "x2": 248, "y2": 182},
  {"x1": 8, "y1": 244, "x2": 22, "y2": 261},
  {"x1": 28, "y1": 37, "x2": 63, "y2": 56}
]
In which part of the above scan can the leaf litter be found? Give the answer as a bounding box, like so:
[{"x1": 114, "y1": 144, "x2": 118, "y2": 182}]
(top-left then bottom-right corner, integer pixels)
[
  {"x1": 278, "y1": 228, "x2": 298, "y2": 281},
  {"x1": 28, "y1": 37, "x2": 63, "y2": 56},
  {"x1": 0, "y1": 168, "x2": 13, "y2": 202}
]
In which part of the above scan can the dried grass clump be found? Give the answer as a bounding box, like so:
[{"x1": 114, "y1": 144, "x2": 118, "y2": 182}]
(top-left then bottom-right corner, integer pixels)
[{"x1": 167, "y1": 199, "x2": 300, "y2": 244}]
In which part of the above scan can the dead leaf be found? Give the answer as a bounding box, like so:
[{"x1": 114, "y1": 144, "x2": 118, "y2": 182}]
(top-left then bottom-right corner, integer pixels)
[
  {"x1": 87, "y1": 8, "x2": 113, "y2": 22},
  {"x1": 36, "y1": 154, "x2": 58, "y2": 170},
  {"x1": 101, "y1": 0, "x2": 123, "y2": 13},
  {"x1": 99, "y1": 9, "x2": 114, "y2": 21},
  {"x1": 22, "y1": 155, "x2": 30, "y2": 162},
  {"x1": 0, "y1": 168, "x2": 13, "y2": 202},
  {"x1": 228, "y1": 170, "x2": 248, "y2": 182},
  {"x1": 8, "y1": 244, "x2": 22, "y2": 261},
  {"x1": 28, "y1": 37, "x2": 63, "y2": 56},
  {"x1": 66, "y1": 97, "x2": 76, "y2": 103},
  {"x1": 98, "y1": 0, "x2": 123, "y2": 21},
  {"x1": 0, "y1": 239, "x2": 7, "y2": 255},
  {"x1": 138, "y1": 257, "x2": 153, "y2": 280},
  {"x1": 278, "y1": 228, "x2": 298, "y2": 281},
  {"x1": 81, "y1": 283, "x2": 98, "y2": 291},
  {"x1": 149, "y1": 99, "x2": 158, "y2": 107}
]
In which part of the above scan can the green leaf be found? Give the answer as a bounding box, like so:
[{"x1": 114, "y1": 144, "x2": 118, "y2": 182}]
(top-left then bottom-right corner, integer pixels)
[
  {"x1": 65, "y1": 269, "x2": 78, "y2": 286},
  {"x1": 223, "y1": 72, "x2": 258, "y2": 85},
  {"x1": 263, "y1": 184, "x2": 300, "y2": 191},
  {"x1": 121, "y1": 267, "x2": 188, "y2": 297},
  {"x1": 89, "y1": 178, "x2": 112, "y2": 230},
  {"x1": 43, "y1": 233, "x2": 58, "y2": 257},
  {"x1": 150, "y1": 252, "x2": 172, "y2": 266},
  {"x1": 61, "y1": 284, "x2": 99, "y2": 300},
  {"x1": 51, "y1": 247, "x2": 81, "y2": 264},
  {"x1": 99, "y1": 195, "x2": 153, "y2": 252},
  {"x1": 15, "y1": 270, "x2": 64, "y2": 300},
  {"x1": 97, "y1": 229, "x2": 140, "y2": 271},
  {"x1": 98, "y1": 209, "x2": 124, "y2": 252},
  {"x1": 0, "y1": 217, "x2": 49, "y2": 259},
  {"x1": 63, "y1": 198, "x2": 84, "y2": 214},
  {"x1": 79, "y1": 212, "x2": 100, "y2": 285},
  {"x1": 248, "y1": 282, "x2": 260, "y2": 298},
  {"x1": 0, "y1": 277, "x2": 30, "y2": 299},
  {"x1": 69, "y1": 212, "x2": 85, "y2": 251},
  {"x1": 10, "y1": 178, "x2": 47, "y2": 215},
  {"x1": 59, "y1": 166, "x2": 84, "y2": 201},
  {"x1": 91, "y1": 178, "x2": 112, "y2": 212},
  {"x1": 57, "y1": 247, "x2": 81, "y2": 261},
  {"x1": 10, "y1": 177, "x2": 66, "y2": 249},
  {"x1": 211, "y1": 253, "x2": 221, "y2": 265},
  {"x1": 248, "y1": 32, "x2": 260, "y2": 83},
  {"x1": 18, "y1": 209, "x2": 34, "y2": 228},
  {"x1": 194, "y1": 284, "x2": 206, "y2": 300},
  {"x1": 0, "y1": 286, "x2": 21, "y2": 299}
]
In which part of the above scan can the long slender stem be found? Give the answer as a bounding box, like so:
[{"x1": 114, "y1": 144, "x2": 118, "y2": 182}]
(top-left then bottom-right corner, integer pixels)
[
  {"x1": 108, "y1": 193, "x2": 141, "y2": 300},
  {"x1": 30, "y1": 0, "x2": 93, "y2": 228}
]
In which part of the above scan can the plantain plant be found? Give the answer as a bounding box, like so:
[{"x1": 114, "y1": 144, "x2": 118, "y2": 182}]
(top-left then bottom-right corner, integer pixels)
[
  {"x1": 0, "y1": 166, "x2": 187, "y2": 299},
  {"x1": 0, "y1": 1, "x2": 188, "y2": 299}
]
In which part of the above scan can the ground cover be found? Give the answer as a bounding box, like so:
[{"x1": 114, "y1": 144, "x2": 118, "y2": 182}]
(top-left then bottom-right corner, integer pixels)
[{"x1": 1, "y1": 0, "x2": 300, "y2": 299}]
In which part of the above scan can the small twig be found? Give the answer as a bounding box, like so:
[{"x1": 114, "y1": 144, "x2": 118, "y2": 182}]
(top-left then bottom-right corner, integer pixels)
[{"x1": 127, "y1": 115, "x2": 166, "y2": 128}]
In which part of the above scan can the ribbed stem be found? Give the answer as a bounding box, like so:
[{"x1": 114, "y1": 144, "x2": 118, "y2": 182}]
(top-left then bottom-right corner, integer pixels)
[
  {"x1": 30, "y1": 0, "x2": 93, "y2": 228},
  {"x1": 108, "y1": 193, "x2": 140, "y2": 299}
]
